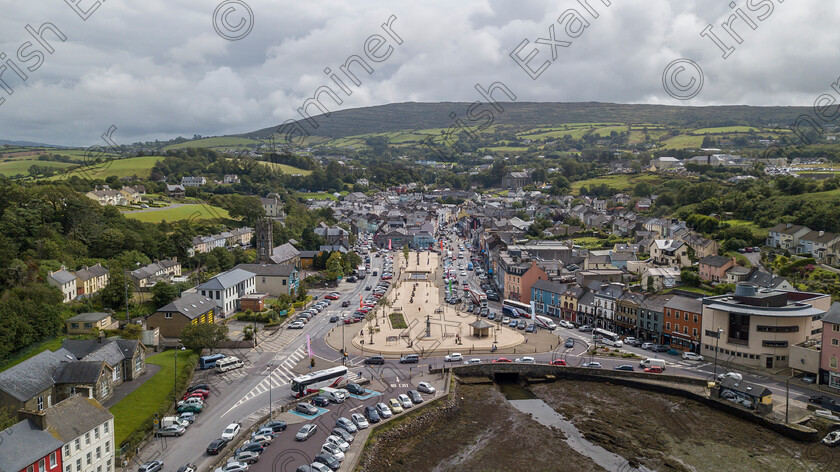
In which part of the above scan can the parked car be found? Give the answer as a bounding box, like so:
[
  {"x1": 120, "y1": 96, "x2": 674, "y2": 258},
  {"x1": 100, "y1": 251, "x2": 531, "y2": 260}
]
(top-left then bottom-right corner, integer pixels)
[
  {"x1": 614, "y1": 364, "x2": 635, "y2": 371},
  {"x1": 407, "y1": 390, "x2": 424, "y2": 404},
  {"x1": 187, "y1": 384, "x2": 210, "y2": 393},
  {"x1": 558, "y1": 320, "x2": 574, "y2": 329},
  {"x1": 179, "y1": 412, "x2": 196, "y2": 424},
  {"x1": 822, "y1": 430, "x2": 840, "y2": 447},
  {"x1": 138, "y1": 461, "x2": 164, "y2": 472},
  {"x1": 335, "y1": 417, "x2": 358, "y2": 433},
  {"x1": 809, "y1": 395, "x2": 837, "y2": 406},
  {"x1": 623, "y1": 337, "x2": 641, "y2": 346},
  {"x1": 344, "y1": 383, "x2": 365, "y2": 396},
  {"x1": 177, "y1": 464, "x2": 197, "y2": 472},
  {"x1": 398, "y1": 394, "x2": 413, "y2": 409},
  {"x1": 803, "y1": 374, "x2": 817, "y2": 384},
  {"x1": 578, "y1": 325, "x2": 593, "y2": 332},
  {"x1": 525, "y1": 323, "x2": 536, "y2": 333},
  {"x1": 215, "y1": 461, "x2": 249, "y2": 472},
  {"x1": 295, "y1": 424, "x2": 318, "y2": 441},
  {"x1": 364, "y1": 356, "x2": 385, "y2": 365},
  {"x1": 644, "y1": 366, "x2": 664, "y2": 373},
  {"x1": 331, "y1": 427, "x2": 353, "y2": 444},
  {"x1": 364, "y1": 405, "x2": 381, "y2": 423},
  {"x1": 400, "y1": 354, "x2": 419, "y2": 364},
  {"x1": 508, "y1": 319, "x2": 518, "y2": 328},
  {"x1": 463, "y1": 358, "x2": 481, "y2": 365},
  {"x1": 315, "y1": 452, "x2": 341, "y2": 470},
  {"x1": 234, "y1": 442, "x2": 264, "y2": 456},
  {"x1": 296, "y1": 402, "x2": 320, "y2": 416},
  {"x1": 640, "y1": 342, "x2": 655, "y2": 350},
  {"x1": 682, "y1": 352, "x2": 704, "y2": 361},
  {"x1": 350, "y1": 413, "x2": 369, "y2": 429},
  {"x1": 582, "y1": 362, "x2": 602, "y2": 368},
  {"x1": 515, "y1": 356, "x2": 535, "y2": 363},
  {"x1": 176, "y1": 403, "x2": 202, "y2": 413},
  {"x1": 376, "y1": 402, "x2": 393, "y2": 418},
  {"x1": 221, "y1": 423, "x2": 241, "y2": 441},
  {"x1": 263, "y1": 420, "x2": 287, "y2": 433},
  {"x1": 312, "y1": 396, "x2": 330, "y2": 407},
  {"x1": 206, "y1": 438, "x2": 228, "y2": 455},
  {"x1": 388, "y1": 398, "x2": 404, "y2": 414},
  {"x1": 231, "y1": 451, "x2": 260, "y2": 465},
  {"x1": 251, "y1": 428, "x2": 276, "y2": 439},
  {"x1": 288, "y1": 321, "x2": 305, "y2": 329},
  {"x1": 652, "y1": 344, "x2": 670, "y2": 352},
  {"x1": 250, "y1": 434, "x2": 273, "y2": 446},
  {"x1": 155, "y1": 424, "x2": 185, "y2": 437},
  {"x1": 493, "y1": 357, "x2": 512, "y2": 363}
]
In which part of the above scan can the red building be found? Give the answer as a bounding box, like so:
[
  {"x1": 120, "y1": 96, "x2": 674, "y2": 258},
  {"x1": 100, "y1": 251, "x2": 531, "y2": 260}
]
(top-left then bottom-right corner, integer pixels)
[
  {"x1": 0, "y1": 419, "x2": 63, "y2": 472},
  {"x1": 663, "y1": 295, "x2": 704, "y2": 353}
]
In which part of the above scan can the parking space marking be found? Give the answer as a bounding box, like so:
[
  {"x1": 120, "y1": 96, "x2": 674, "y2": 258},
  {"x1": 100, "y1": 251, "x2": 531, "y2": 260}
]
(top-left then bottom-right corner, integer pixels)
[{"x1": 289, "y1": 406, "x2": 330, "y2": 420}]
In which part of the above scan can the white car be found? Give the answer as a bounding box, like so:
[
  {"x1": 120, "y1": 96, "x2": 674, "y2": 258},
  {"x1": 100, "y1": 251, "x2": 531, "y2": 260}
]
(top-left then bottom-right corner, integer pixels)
[
  {"x1": 288, "y1": 321, "x2": 305, "y2": 329},
  {"x1": 325, "y1": 435, "x2": 350, "y2": 452},
  {"x1": 558, "y1": 320, "x2": 574, "y2": 329},
  {"x1": 215, "y1": 462, "x2": 249, "y2": 472},
  {"x1": 351, "y1": 413, "x2": 369, "y2": 429},
  {"x1": 682, "y1": 352, "x2": 704, "y2": 361},
  {"x1": 463, "y1": 358, "x2": 481, "y2": 365},
  {"x1": 822, "y1": 430, "x2": 840, "y2": 446},
  {"x1": 582, "y1": 362, "x2": 602, "y2": 368},
  {"x1": 375, "y1": 402, "x2": 392, "y2": 418},
  {"x1": 321, "y1": 443, "x2": 345, "y2": 461},
  {"x1": 397, "y1": 394, "x2": 413, "y2": 409},
  {"x1": 515, "y1": 356, "x2": 535, "y2": 364},
  {"x1": 417, "y1": 382, "x2": 436, "y2": 394},
  {"x1": 444, "y1": 353, "x2": 463, "y2": 362},
  {"x1": 461, "y1": 271, "x2": 467, "y2": 276},
  {"x1": 502, "y1": 316, "x2": 511, "y2": 324},
  {"x1": 221, "y1": 423, "x2": 241, "y2": 441}
]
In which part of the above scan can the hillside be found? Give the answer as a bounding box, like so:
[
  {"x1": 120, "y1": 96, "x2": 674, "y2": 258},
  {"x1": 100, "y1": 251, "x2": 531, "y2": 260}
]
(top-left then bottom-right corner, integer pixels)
[{"x1": 239, "y1": 102, "x2": 813, "y2": 140}]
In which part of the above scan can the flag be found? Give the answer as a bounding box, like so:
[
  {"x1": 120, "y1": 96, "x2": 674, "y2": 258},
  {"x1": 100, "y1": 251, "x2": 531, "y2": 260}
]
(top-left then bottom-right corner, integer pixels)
[
  {"x1": 359, "y1": 294, "x2": 363, "y2": 307},
  {"x1": 389, "y1": 238, "x2": 392, "y2": 250},
  {"x1": 307, "y1": 335, "x2": 312, "y2": 357}
]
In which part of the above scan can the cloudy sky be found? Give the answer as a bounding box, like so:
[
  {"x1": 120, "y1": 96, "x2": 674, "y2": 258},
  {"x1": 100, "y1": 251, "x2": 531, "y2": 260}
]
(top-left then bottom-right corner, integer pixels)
[{"x1": 1, "y1": 0, "x2": 838, "y2": 146}]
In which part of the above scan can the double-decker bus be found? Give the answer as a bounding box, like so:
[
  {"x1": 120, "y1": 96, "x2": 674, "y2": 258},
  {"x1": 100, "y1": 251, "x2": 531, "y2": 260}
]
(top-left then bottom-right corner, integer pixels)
[
  {"x1": 502, "y1": 299, "x2": 531, "y2": 318},
  {"x1": 290, "y1": 366, "x2": 350, "y2": 397},
  {"x1": 592, "y1": 328, "x2": 623, "y2": 347}
]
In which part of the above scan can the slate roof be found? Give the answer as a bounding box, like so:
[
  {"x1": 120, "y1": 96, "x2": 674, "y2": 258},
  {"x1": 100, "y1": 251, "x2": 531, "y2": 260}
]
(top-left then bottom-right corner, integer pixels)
[
  {"x1": 196, "y1": 268, "x2": 255, "y2": 291},
  {"x1": 66, "y1": 312, "x2": 111, "y2": 323},
  {"x1": 74, "y1": 264, "x2": 109, "y2": 281},
  {"x1": 42, "y1": 395, "x2": 113, "y2": 443},
  {"x1": 821, "y1": 302, "x2": 840, "y2": 325},
  {"x1": 0, "y1": 419, "x2": 64, "y2": 472},
  {"x1": 235, "y1": 263, "x2": 296, "y2": 277},
  {"x1": 720, "y1": 376, "x2": 772, "y2": 398},
  {"x1": 270, "y1": 242, "x2": 300, "y2": 264},
  {"x1": 156, "y1": 293, "x2": 215, "y2": 319},
  {"x1": 531, "y1": 279, "x2": 568, "y2": 294},
  {"x1": 49, "y1": 269, "x2": 77, "y2": 284},
  {"x1": 81, "y1": 342, "x2": 125, "y2": 368},
  {"x1": 54, "y1": 361, "x2": 107, "y2": 384},
  {"x1": 0, "y1": 349, "x2": 75, "y2": 402},
  {"x1": 664, "y1": 295, "x2": 703, "y2": 314},
  {"x1": 62, "y1": 340, "x2": 107, "y2": 359},
  {"x1": 700, "y1": 255, "x2": 733, "y2": 267}
]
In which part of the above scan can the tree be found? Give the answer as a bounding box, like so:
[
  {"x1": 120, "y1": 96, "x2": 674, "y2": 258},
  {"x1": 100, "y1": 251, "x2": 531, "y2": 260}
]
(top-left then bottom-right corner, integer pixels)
[
  {"x1": 403, "y1": 244, "x2": 410, "y2": 264},
  {"x1": 680, "y1": 268, "x2": 701, "y2": 287},
  {"x1": 633, "y1": 182, "x2": 652, "y2": 197},
  {"x1": 100, "y1": 270, "x2": 131, "y2": 311},
  {"x1": 151, "y1": 282, "x2": 178, "y2": 308},
  {"x1": 180, "y1": 323, "x2": 229, "y2": 353},
  {"x1": 325, "y1": 252, "x2": 344, "y2": 281}
]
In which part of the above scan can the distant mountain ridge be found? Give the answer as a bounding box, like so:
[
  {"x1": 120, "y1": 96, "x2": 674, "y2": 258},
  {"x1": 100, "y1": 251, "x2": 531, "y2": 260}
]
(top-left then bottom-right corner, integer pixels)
[
  {"x1": 0, "y1": 139, "x2": 64, "y2": 147},
  {"x1": 238, "y1": 101, "x2": 814, "y2": 140}
]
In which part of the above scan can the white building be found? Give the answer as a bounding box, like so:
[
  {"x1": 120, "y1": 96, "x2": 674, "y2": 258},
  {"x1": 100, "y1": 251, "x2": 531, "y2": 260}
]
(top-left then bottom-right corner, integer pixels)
[
  {"x1": 196, "y1": 268, "x2": 256, "y2": 317},
  {"x1": 48, "y1": 269, "x2": 78, "y2": 303}
]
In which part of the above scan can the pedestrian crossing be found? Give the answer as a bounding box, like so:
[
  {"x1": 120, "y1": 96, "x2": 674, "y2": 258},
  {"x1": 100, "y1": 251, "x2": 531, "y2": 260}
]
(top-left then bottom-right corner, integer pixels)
[
  {"x1": 225, "y1": 345, "x2": 307, "y2": 414},
  {"x1": 256, "y1": 328, "x2": 302, "y2": 352}
]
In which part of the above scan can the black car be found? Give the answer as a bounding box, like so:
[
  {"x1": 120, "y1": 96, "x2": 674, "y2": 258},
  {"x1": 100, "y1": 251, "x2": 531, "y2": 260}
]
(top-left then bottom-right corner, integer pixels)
[
  {"x1": 263, "y1": 420, "x2": 287, "y2": 433},
  {"x1": 364, "y1": 405, "x2": 381, "y2": 423},
  {"x1": 138, "y1": 461, "x2": 164, "y2": 472},
  {"x1": 346, "y1": 276, "x2": 357, "y2": 283},
  {"x1": 614, "y1": 364, "x2": 635, "y2": 371},
  {"x1": 234, "y1": 442, "x2": 264, "y2": 455},
  {"x1": 312, "y1": 396, "x2": 330, "y2": 407},
  {"x1": 364, "y1": 356, "x2": 385, "y2": 365},
  {"x1": 187, "y1": 384, "x2": 209, "y2": 393},
  {"x1": 329, "y1": 315, "x2": 339, "y2": 323},
  {"x1": 346, "y1": 383, "x2": 366, "y2": 395},
  {"x1": 341, "y1": 300, "x2": 350, "y2": 307},
  {"x1": 407, "y1": 389, "x2": 423, "y2": 404},
  {"x1": 809, "y1": 395, "x2": 837, "y2": 406},
  {"x1": 206, "y1": 438, "x2": 228, "y2": 455},
  {"x1": 314, "y1": 453, "x2": 341, "y2": 471}
]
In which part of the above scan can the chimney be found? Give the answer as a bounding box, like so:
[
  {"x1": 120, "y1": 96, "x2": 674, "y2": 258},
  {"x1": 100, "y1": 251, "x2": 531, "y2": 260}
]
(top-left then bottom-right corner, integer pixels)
[
  {"x1": 17, "y1": 408, "x2": 48, "y2": 430},
  {"x1": 98, "y1": 331, "x2": 105, "y2": 344}
]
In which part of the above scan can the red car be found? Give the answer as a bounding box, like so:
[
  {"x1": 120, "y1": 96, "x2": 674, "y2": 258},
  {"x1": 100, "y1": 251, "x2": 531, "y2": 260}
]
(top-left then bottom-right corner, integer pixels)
[
  {"x1": 324, "y1": 293, "x2": 340, "y2": 300},
  {"x1": 493, "y1": 357, "x2": 513, "y2": 363},
  {"x1": 644, "y1": 366, "x2": 663, "y2": 373},
  {"x1": 550, "y1": 359, "x2": 567, "y2": 366},
  {"x1": 183, "y1": 391, "x2": 208, "y2": 401}
]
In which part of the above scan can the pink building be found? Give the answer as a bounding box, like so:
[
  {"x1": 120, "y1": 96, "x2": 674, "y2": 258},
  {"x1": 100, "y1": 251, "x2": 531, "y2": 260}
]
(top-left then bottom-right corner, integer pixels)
[{"x1": 820, "y1": 303, "x2": 840, "y2": 390}]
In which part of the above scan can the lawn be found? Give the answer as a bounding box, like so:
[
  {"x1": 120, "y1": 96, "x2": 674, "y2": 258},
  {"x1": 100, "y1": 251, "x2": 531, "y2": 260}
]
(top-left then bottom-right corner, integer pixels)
[
  {"x1": 124, "y1": 204, "x2": 231, "y2": 223},
  {"x1": 109, "y1": 349, "x2": 197, "y2": 446},
  {"x1": 254, "y1": 161, "x2": 313, "y2": 175},
  {"x1": 298, "y1": 191, "x2": 348, "y2": 201},
  {"x1": 657, "y1": 134, "x2": 705, "y2": 149},
  {"x1": 0, "y1": 159, "x2": 77, "y2": 176},
  {"x1": 48, "y1": 155, "x2": 164, "y2": 180},
  {"x1": 570, "y1": 173, "x2": 664, "y2": 192},
  {"x1": 572, "y1": 237, "x2": 627, "y2": 249}
]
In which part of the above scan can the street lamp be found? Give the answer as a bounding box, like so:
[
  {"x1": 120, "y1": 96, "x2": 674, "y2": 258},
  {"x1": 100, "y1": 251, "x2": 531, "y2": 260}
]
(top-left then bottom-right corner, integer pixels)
[
  {"x1": 174, "y1": 344, "x2": 185, "y2": 404},
  {"x1": 713, "y1": 328, "x2": 724, "y2": 380}
]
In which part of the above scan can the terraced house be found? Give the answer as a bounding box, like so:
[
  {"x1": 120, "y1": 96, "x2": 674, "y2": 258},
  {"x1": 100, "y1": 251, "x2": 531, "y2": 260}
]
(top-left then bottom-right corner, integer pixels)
[{"x1": 74, "y1": 263, "x2": 109, "y2": 297}]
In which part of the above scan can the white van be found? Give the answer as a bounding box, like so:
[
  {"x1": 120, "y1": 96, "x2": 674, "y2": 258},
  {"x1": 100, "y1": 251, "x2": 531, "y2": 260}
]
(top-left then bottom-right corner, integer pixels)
[
  {"x1": 535, "y1": 315, "x2": 557, "y2": 330},
  {"x1": 216, "y1": 356, "x2": 244, "y2": 373},
  {"x1": 319, "y1": 387, "x2": 346, "y2": 403},
  {"x1": 639, "y1": 358, "x2": 666, "y2": 370},
  {"x1": 161, "y1": 416, "x2": 189, "y2": 428}
]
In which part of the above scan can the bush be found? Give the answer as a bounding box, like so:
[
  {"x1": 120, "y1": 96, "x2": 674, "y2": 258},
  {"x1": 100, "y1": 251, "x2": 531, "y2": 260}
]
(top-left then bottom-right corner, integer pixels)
[{"x1": 235, "y1": 312, "x2": 274, "y2": 323}]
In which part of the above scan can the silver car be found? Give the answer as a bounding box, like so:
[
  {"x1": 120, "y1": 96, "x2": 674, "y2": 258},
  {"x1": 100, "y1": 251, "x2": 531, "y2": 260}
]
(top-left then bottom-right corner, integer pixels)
[{"x1": 350, "y1": 412, "x2": 369, "y2": 429}]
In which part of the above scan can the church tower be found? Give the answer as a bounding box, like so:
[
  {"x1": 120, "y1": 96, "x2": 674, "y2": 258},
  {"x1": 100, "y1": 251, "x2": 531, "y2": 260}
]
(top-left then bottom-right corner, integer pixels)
[{"x1": 256, "y1": 218, "x2": 273, "y2": 264}]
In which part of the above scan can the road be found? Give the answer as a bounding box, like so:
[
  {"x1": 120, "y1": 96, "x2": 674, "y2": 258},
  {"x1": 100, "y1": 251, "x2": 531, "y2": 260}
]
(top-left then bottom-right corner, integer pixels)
[{"x1": 130, "y1": 231, "x2": 840, "y2": 471}]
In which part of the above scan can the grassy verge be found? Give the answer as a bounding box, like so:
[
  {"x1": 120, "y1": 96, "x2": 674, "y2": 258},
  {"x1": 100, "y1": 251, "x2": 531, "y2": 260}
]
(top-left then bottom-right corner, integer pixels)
[{"x1": 109, "y1": 349, "x2": 198, "y2": 448}]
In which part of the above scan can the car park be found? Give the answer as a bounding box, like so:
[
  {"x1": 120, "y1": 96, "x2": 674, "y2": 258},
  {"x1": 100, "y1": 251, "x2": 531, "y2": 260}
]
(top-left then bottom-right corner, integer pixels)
[
  {"x1": 682, "y1": 352, "x2": 704, "y2": 361},
  {"x1": 138, "y1": 461, "x2": 164, "y2": 472},
  {"x1": 206, "y1": 438, "x2": 228, "y2": 455},
  {"x1": 407, "y1": 390, "x2": 424, "y2": 404},
  {"x1": 234, "y1": 442, "x2": 264, "y2": 455},
  {"x1": 336, "y1": 416, "x2": 359, "y2": 433},
  {"x1": 296, "y1": 402, "x2": 320, "y2": 416},
  {"x1": 295, "y1": 424, "x2": 318, "y2": 441},
  {"x1": 350, "y1": 413, "x2": 369, "y2": 429},
  {"x1": 155, "y1": 424, "x2": 185, "y2": 437},
  {"x1": 364, "y1": 405, "x2": 381, "y2": 423}
]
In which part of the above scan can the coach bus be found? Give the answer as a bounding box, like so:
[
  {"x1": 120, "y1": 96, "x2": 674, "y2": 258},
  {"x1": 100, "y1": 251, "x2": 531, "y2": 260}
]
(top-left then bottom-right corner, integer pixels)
[
  {"x1": 290, "y1": 366, "x2": 350, "y2": 398},
  {"x1": 592, "y1": 328, "x2": 623, "y2": 347},
  {"x1": 502, "y1": 299, "x2": 531, "y2": 318}
]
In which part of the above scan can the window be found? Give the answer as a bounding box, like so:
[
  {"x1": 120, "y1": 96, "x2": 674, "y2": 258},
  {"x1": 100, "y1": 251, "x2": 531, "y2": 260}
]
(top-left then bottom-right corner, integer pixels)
[
  {"x1": 86, "y1": 452, "x2": 91, "y2": 465},
  {"x1": 105, "y1": 441, "x2": 109, "y2": 453},
  {"x1": 76, "y1": 459, "x2": 82, "y2": 471},
  {"x1": 71, "y1": 323, "x2": 79, "y2": 329},
  {"x1": 50, "y1": 452, "x2": 57, "y2": 468},
  {"x1": 104, "y1": 421, "x2": 109, "y2": 433},
  {"x1": 164, "y1": 313, "x2": 172, "y2": 319},
  {"x1": 96, "y1": 446, "x2": 101, "y2": 459},
  {"x1": 666, "y1": 322, "x2": 671, "y2": 330},
  {"x1": 693, "y1": 315, "x2": 698, "y2": 323},
  {"x1": 75, "y1": 438, "x2": 81, "y2": 450},
  {"x1": 282, "y1": 279, "x2": 287, "y2": 285},
  {"x1": 693, "y1": 328, "x2": 698, "y2": 337},
  {"x1": 66, "y1": 466, "x2": 72, "y2": 472},
  {"x1": 135, "y1": 356, "x2": 141, "y2": 371},
  {"x1": 684, "y1": 313, "x2": 688, "y2": 321},
  {"x1": 97, "y1": 467, "x2": 102, "y2": 472},
  {"x1": 86, "y1": 432, "x2": 91, "y2": 445},
  {"x1": 107, "y1": 460, "x2": 112, "y2": 472},
  {"x1": 94, "y1": 426, "x2": 100, "y2": 440},
  {"x1": 65, "y1": 445, "x2": 70, "y2": 457},
  {"x1": 832, "y1": 339, "x2": 839, "y2": 346},
  {"x1": 675, "y1": 323, "x2": 680, "y2": 332},
  {"x1": 831, "y1": 357, "x2": 838, "y2": 368},
  {"x1": 40, "y1": 459, "x2": 45, "y2": 471},
  {"x1": 27, "y1": 466, "x2": 34, "y2": 472},
  {"x1": 833, "y1": 325, "x2": 839, "y2": 332},
  {"x1": 37, "y1": 396, "x2": 44, "y2": 411},
  {"x1": 762, "y1": 340, "x2": 788, "y2": 347},
  {"x1": 757, "y1": 325, "x2": 799, "y2": 333}
]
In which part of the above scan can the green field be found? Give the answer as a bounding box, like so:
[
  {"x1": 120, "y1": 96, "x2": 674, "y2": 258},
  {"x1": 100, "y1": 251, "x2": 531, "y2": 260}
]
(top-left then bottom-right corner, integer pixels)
[
  {"x1": 570, "y1": 173, "x2": 665, "y2": 192},
  {"x1": 691, "y1": 126, "x2": 760, "y2": 134},
  {"x1": 109, "y1": 349, "x2": 196, "y2": 446},
  {"x1": 48, "y1": 155, "x2": 164, "y2": 180},
  {"x1": 0, "y1": 159, "x2": 77, "y2": 176},
  {"x1": 298, "y1": 191, "x2": 348, "y2": 201},
  {"x1": 163, "y1": 136, "x2": 262, "y2": 151},
  {"x1": 657, "y1": 134, "x2": 705, "y2": 149},
  {"x1": 254, "y1": 161, "x2": 313, "y2": 175},
  {"x1": 124, "y1": 204, "x2": 230, "y2": 223}
]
